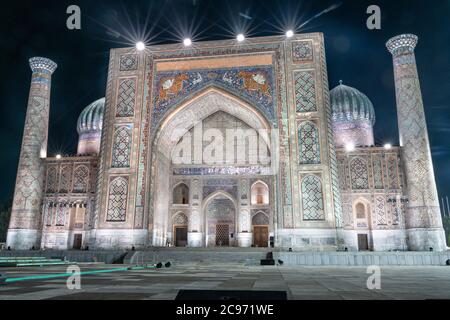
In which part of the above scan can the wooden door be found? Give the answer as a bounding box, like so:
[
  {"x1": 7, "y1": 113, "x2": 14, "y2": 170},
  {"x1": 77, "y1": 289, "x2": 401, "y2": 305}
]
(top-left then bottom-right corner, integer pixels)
[
  {"x1": 253, "y1": 226, "x2": 269, "y2": 247},
  {"x1": 215, "y1": 224, "x2": 229, "y2": 246},
  {"x1": 357, "y1": 234, "x2": 369, "y2": 251},
  {"x1": 175, "y1": 226, "x2": 188, "y2": 247},
  {"x1": 73, "y1": 234, "x2": 82, "y2": 250}
]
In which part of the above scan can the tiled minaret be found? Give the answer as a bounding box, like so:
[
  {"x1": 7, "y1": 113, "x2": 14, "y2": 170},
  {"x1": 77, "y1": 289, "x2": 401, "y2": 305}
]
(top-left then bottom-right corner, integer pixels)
[
  {"x1": 386, "y1": 34, "x2": 447, "y2": 251},
  {"x1": 7, "y1": 57, "x2": 57, "y2": 250}
]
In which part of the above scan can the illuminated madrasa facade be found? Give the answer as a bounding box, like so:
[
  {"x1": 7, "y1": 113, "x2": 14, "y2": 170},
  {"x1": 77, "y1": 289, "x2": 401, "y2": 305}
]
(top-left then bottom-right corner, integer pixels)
[{"x1": 6, "y1": 33, "x2": 448, "y2": 252}]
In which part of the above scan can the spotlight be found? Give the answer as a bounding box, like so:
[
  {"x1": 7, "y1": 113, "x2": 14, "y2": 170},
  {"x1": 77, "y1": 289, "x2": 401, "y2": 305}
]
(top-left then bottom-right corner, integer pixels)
[
  {"x1": 286, "y1": 30, "x2": 294, "y2": 38},
  {"x1": 183, "y1": 38, "x2": 192, "y2": 47},
  {"x1": 55, "y1": 154, "x2": 62, "y2": 159},
  {"x1": 236, "y1": 34, "x2": 245, "y2": 42},
  {"x1": 384, "y1": 143, "x2": 392, "y2": 150},
  {"x1": 345, "y1": 143, "x2": 355, "y2": 152},
  {"x1": 136, "y1": 41, "x2": 146, "y2": 51}
]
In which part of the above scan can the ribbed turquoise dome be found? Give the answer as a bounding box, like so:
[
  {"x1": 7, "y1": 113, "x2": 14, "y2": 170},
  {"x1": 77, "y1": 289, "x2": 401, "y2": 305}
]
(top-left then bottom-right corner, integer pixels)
[
  {"x1": 330, "y1": 82, "x2": 376, "y2": 125},
  {"x1": 77, "y1": 98, "x2": 105, "y2": 135}
]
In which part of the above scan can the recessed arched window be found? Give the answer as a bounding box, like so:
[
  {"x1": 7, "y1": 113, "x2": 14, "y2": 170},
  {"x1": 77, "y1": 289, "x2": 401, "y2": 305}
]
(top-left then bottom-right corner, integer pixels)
[
  {"x1": 355, "y1": 202, "x2": 366, "y2": 219},
  {"x1": 251, "y1": 181, "x2": 269, "y2": 205},
  {"x1": 173, "y1": 183, "x2": 189, "y2": 205}
]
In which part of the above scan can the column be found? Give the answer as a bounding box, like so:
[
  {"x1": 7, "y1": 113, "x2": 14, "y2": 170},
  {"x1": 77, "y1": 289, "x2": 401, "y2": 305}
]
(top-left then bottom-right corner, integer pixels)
[
  {"x1": 7, "y1": 57, "x2": 57, "y2": 250},
  {"x1": 386, "y1": 34, "x2": 447, "y2": 251}
]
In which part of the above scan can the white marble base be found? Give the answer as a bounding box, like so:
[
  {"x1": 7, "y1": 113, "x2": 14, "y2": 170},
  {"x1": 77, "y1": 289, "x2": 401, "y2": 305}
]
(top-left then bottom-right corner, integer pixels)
[
  {"x1": 338, "y1": 229, "x2": 408, "y2": 252},
  {"x1": 91, "y1": 229, "x2": 148, "y2": 250},
  {"x1": 41, "y1": 231, "x2": 70, "y2": 250},
  {"x1": 337, "y1": 229, "x2": 358, "y2": 251},
  {"x1": 237, "y1": 233, "x2": 253, "y2": 247},
  {"x1": 276, "y1": 228, "x2": 338, "y2": 250},
  {"x1": 406, "y1": 228, "x2": 448, "y2": 252},
  {"x1": 6, "y1": 229, "x2": 41, "y2": 250},
  {"x1": 372, "y1": 229, "x2": 407, "y2": 251},
  {"x1": 188, "y1": 232, "x2": 203, "y2": 247}
]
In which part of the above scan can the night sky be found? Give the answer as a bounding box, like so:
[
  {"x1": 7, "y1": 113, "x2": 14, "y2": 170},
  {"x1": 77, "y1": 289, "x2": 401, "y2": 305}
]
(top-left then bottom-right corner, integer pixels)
[{"x1": 0, "y1": 0, "x2": 449, "y2": 208}]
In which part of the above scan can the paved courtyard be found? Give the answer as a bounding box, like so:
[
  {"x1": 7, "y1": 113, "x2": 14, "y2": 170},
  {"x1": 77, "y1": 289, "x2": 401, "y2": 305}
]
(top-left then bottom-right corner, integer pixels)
[{"x1": 1, "y1": 263, "x2": 450, "y2": 300}]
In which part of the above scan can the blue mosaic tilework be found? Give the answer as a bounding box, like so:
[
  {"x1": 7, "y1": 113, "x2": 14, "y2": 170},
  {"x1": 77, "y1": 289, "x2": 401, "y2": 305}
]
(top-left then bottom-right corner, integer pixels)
[{"x1": 151, "y1": 66, "x2": 276, "y2": 133}]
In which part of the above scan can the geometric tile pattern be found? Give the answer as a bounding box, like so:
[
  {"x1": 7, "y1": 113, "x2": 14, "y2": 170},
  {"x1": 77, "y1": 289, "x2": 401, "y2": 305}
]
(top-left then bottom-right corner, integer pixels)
[
  {"x1": 73, "y1": 165, "x2": 89, "y2": 193},
  {"x1": 298, "y1": 121, "x2": 321, "y2": 164},
  {"x1": 173, "y1": 213, "x2": 188, "y2": 225},
  {"x1": 350, "y1": 157, "x2": 369, "y2": 190},
  {"x1": 116, "y1": 79, "x2": 136, "y2": 117},
  {"x1": 301, "y1": 174, "x2": 325, "y2": 220},
  {"x1": 375, "y1": 196, "x2": 387, "y2": 225},
  {"x1": 390, "y1": 202, "x2": 401, "y2": 225},
  {"x1": 292, "y1": 41, "x2": 314, "y2": 63},
  {"x1": 44, "y1": 206, "x2": 53, "y2": 226},
  {"x1": 59, "y1": 165, "x2": 72, "y2": 193},
  {"x1": 107, "y1": 177, "x2": 128, "y2": 222},
  {"x1": 55, "y1": 206, "x2": 66, "y2": 226},
  {"x1": 46, "y1": 166, "x2": 58, "y2": 193},
  {"x1": 119, "y1": 54, "x2": 138, "y2": 71},
  {"x1": 294, "y1": 71, "x2": 316, "y2": 112},
  {"x1": 372, "y1": 156, "x2": 384, "y2": 189},
  {"x1": 337, "y1": 159, "x2": 348, "y2": 190},
  {"x1": 387, "y1": 155, "x2": 399, "y2": 189},
  {"x1": 111, "y1": 125, "x2": 132, "y2": 168}
]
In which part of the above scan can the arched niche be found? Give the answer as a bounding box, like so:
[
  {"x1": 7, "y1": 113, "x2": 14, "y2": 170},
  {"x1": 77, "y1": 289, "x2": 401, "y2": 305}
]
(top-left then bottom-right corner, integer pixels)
[
  {"x1": 148, "y1": 87, "x2": 273, "y2": 247},
  {"x1": 251, "y1": 181, "x2": 270, "y2": 205},
  {"x1": 173, "y1": 183, "x2": 189, "y2": 204}
]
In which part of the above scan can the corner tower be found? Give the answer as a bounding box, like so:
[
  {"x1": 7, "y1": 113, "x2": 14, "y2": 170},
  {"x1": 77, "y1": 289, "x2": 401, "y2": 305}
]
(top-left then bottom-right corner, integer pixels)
[
  {"x1": 7, "y1": 57, "x2": 57, "y2": 249},
  {"x1": 386, "y1": 34, "x2": 447, "y2": 251}
]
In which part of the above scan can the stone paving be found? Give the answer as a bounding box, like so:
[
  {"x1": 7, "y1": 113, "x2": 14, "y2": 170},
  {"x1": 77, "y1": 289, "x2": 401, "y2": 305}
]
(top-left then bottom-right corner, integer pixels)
[{"x1": 0, "y1": 263, "x2": 450, "y2": 300}]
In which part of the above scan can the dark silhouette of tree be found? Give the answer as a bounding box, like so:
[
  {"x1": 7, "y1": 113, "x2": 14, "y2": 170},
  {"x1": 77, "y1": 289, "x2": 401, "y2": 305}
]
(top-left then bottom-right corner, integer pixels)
[{"x1": 0, "y1": 202, "x2": 11, "y2": 243}]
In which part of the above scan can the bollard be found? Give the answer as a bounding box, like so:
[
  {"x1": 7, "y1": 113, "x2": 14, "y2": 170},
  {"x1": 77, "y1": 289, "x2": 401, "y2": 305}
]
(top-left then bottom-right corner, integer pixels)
[{"x1": 0, "y1": 273, "x2": 7, "y2": 285}]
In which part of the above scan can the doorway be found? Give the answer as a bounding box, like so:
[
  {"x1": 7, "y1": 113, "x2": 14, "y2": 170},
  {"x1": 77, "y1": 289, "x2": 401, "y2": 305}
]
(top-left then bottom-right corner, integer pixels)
[
  {"x1": 253, "y1": 226, "x2": 269, "y2": 247},
  {"x1": 357, "y1": 234, "x2": 369, "y2": 251},
  {"x1": 175, "y1": 226, "x2": 188, "y2": 247},
  {"x1": 73, "y1": 234, "x2": 82, "y2": 250},
  {"x1": 216, "y1": 224, "x2": 230, "y2": 246}
]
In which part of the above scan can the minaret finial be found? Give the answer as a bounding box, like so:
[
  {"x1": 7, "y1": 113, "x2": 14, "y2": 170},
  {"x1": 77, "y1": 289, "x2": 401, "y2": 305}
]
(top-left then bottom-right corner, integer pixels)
[{"x1": 339, "y1": 80, "x2": 343, "y2": 85}]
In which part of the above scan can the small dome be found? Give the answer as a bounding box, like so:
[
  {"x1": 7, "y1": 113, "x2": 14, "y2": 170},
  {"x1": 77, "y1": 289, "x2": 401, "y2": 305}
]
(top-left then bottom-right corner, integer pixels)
[
  {"x1": 76, "y1": 98, "x2": 105, "y2": 155},
  {"x1": 330, "y1": 81, "x2": 375, "y2": 125},
  {"x1": 77, "y1": 98, "x2": 105, "y2": 135},
  {"x1": 330, "y1": 82, "x2": 376, "y2": 147}
]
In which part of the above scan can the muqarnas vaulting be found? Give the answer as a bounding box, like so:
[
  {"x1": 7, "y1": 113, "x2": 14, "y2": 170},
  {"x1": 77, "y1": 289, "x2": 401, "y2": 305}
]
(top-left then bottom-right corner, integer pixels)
[{"x1": 6, "y1": 33, "x2": 448, "y2": 252}]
